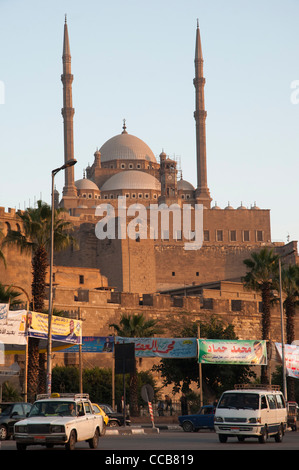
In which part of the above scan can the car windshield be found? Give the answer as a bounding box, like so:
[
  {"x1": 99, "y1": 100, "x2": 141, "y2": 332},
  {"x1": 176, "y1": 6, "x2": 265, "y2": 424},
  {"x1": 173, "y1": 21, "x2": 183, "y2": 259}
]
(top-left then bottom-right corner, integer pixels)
[
  {"x1": 218, "y1": 393, "x2": 259, "y2": 410},
  {"x1": 100, "y1": 404, "x2": 113, "y2": 413},
  {"x1": 0, "y1": 404, "x2": 13, "y2": 416},
  {"x1": 29, "y1": 400, "x2": 77, "y2": 417}
]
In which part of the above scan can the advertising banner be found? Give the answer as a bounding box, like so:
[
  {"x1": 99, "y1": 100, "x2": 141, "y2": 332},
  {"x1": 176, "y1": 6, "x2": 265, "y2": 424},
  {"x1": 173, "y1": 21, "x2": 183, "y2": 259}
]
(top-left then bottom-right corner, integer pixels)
[
  {"x1": 0, "y1": 310, "x2": 27, "y2": 345},
  {"x1": 198, "y1": 339, "x2": 267, "y2": 365},
  {"x1": 275, "y1": 343, "x2": 299, "y2": 379},
  {"x1": 0, "y1": 304, "x2": 9, "y2": 321},
  {"x1": 63, "y1": 336, "x2": 114, "y2": 353},
  {"x1": 27, "y1": 311, "x2": 82, "y2": 345},
  {"x1": 116, "y1": 337, "x2": 197, "y2": 358}
]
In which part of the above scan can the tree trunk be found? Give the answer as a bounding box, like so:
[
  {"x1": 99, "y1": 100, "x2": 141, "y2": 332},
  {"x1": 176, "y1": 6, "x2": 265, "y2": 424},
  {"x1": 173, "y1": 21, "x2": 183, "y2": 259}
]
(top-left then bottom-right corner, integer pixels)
[
  {"x1": 129, "y1": 371, "x2": 139, "y2": 417},
  {"x1": 285, "y1": 296, "x2": 296, "y2": 401},
  {"x1": 29, "y1": 246, "x2": 48, "y2": 399},
  {"x1": 261, "y1": 282, "x2": 271, "y2": 384}
]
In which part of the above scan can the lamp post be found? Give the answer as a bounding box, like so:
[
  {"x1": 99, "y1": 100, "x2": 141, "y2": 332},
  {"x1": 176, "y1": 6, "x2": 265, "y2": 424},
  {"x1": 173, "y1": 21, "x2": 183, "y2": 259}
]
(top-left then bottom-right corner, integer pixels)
[
  {"x1": 278, "y1": 257, "x2": 287, "y2": 401},
  {"x1": 46, "y1": 159, "x2": 77, "y2": 394}
]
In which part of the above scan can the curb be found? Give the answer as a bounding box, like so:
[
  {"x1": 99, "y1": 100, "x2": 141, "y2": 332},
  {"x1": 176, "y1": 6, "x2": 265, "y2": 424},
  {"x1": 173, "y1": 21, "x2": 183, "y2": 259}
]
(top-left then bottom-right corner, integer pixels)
[{"x1": 105, "y1": 424, "x2": 181, "y2": 435}]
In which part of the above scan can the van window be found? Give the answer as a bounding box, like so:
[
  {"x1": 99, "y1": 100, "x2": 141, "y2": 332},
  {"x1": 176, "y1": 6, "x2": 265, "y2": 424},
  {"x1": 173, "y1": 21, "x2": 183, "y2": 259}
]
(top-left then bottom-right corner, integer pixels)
[
  {"x1": 276, "y1": 394, "x2": 285, "y2": 409},
  {"x1": 218, "y1": 393, "x2": 259, "y2": 410},
  {"x1": 267, "y1": 395, "x2": 277, "y2": 409},
  {"x1": 261, "y1": 395, "x2": 268, "y2": 409}
]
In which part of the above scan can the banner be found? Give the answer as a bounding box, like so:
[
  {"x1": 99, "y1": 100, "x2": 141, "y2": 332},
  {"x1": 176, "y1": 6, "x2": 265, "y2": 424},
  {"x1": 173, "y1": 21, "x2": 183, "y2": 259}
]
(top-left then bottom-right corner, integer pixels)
[
  {"x1": 0, "y1": 310, "x2": 27, "y2": 345},
  {"x1": 62, "y1": 336, "x2": 114, "y2": 353},
  {"x1": 27, "y1": 311, "x2": 82, "y2": 345},
  {"x1": 116, "y1": 337, "x2": 197, "y2": 358},
  {"x1": 0, "y1": 304, "x2": 9, "y2": 321},
  {"x1": 198, "y1": 339, "x2": 267, "y2": 365},
  {"x1": 275, "y1": 343, "x2": 299, "y2": 379}
]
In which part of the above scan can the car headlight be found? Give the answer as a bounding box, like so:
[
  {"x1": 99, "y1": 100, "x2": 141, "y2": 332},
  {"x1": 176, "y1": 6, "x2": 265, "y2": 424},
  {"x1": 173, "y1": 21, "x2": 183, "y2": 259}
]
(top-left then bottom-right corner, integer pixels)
[
  {"x1": 214, "y1": 416, "x2": 223, "y2": 423},
  {"x1": 15, "y1": 425, "x2": 27, "y2": 433},
  {"x1": 248, "y1": 417, "x2": 261, "y2": 424},
  {"x1": 50, "y1": 425, "x2": 65, "y2": 433}
]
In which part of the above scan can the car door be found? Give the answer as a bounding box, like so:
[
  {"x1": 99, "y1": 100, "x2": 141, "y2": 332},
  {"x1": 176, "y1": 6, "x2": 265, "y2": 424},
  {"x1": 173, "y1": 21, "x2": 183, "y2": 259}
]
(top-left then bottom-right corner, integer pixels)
[{"x1": 8, "y1": 404, "x2": 26, "y2": 435}]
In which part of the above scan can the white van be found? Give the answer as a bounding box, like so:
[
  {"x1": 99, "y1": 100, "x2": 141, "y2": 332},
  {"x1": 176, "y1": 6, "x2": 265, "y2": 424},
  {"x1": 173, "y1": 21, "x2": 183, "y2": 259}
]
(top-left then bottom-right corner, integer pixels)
[{"x1": 214, "y1": 385, "x2": 287, "y2": 443}]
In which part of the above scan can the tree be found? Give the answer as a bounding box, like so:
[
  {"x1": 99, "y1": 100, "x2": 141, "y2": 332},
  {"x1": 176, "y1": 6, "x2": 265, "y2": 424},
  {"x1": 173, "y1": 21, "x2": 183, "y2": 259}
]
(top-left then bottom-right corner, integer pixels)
[
  {"x1": 242, "y1": 247, "x2": 279, "y2": 383},
  {"x1": 153, "y1": 316, "x2": 255, "y2": 399},
  {"x1": 0, "y1": 223, "x2": 6, "y2": 267},
  {"x1": 109, "y1": 313, "x2": 163, "y2": 416},
  {"x1": 3, "y1": 200, "x2": 76, "y2": 401},
  {"x1": 0, "y1": 283, "x2": 22, "y2": 306},
  {"x1": 281, "y1": 264, "x2": 299, "y2": 400}
]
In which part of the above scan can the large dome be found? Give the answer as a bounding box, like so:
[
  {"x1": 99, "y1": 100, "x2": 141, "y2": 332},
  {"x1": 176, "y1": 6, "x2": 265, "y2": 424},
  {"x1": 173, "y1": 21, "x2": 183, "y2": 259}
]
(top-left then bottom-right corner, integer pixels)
[
  {"x1": 99, "y1": 132, "x2": 156, "y2": 163},
  {"x1": 75, "y1": 178, "x2": 99, "y2": 191},
  {"x1": 100, "y1": 170, "x2": 161, "y2": 191}
]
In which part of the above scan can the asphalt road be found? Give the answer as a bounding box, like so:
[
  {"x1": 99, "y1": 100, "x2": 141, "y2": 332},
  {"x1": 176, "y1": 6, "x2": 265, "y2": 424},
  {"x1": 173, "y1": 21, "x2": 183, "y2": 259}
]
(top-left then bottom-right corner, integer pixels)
[{"x1": 1, "y1": 429, "x2": 299, "y2": 453}]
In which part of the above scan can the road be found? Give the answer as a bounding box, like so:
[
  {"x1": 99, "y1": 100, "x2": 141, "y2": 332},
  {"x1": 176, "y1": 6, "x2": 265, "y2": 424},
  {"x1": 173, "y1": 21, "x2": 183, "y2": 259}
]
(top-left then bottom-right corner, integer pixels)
[{"x1": 1, "y1": 429, "x2": 299, "y2": 453}]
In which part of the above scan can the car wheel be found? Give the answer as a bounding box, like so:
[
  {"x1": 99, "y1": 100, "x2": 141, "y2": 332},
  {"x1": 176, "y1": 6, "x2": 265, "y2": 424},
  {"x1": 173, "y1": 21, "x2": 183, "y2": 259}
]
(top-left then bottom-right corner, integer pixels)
[
  {"x1": 109, "y1": 420, "x2": 119, "y2": 427},
  {"x1": 89, "y1": 429, "x2": 100, "y2": 449},
  {"x1": 182, "y1": 421, "x2": 194, "y2": 433},
  {"x1": 65, "y1": 430, "x2": 76, "y2": 450},
  {"x1": 258, "y1": 427, "x2": 268, "y2": 443},
  {"x1": 0, "y1": 425, "x2": 8, "y2": 440},
  {"x1": 274, "y1": 425, "x2": 284, "y2": 443},
  {"x1": 218, "y1": 434, "x2": 227, "y2": 443}
]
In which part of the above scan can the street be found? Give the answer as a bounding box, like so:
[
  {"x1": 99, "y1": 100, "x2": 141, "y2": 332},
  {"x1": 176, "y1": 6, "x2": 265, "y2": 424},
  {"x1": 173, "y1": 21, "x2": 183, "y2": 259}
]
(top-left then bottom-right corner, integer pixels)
[{"x1": 1, "y1": 429, "x2": 299, "y2": 452}]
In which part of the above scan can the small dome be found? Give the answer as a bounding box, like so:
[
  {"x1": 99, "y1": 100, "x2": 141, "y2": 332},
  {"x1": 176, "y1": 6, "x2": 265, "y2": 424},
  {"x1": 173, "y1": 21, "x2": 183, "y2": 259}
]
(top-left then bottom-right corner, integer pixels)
[
  {"x1": 251, "y1": 202, "x2": 260, "y2": 210},
  {"x1": 177, "y1": 179, "x2": 195, "y2": 191},
  {"x1": 100, "y1": 170, "x2": 161, "y2": 191},
  {"x1": 225, "y1": 202, "x2": 234, "y2": 210},
  {"x1": 211, "y1": 202, "x2": 221, "y2": 210},
  {"x1": 75, "y1": 178, "x2": 100, "y2": 191},
  {"x1": 99, "y1": 132, "x2": 156, "y2": 163},
  {"x1": 237, "y1": 202, "x2": 247, "y2": 210}
]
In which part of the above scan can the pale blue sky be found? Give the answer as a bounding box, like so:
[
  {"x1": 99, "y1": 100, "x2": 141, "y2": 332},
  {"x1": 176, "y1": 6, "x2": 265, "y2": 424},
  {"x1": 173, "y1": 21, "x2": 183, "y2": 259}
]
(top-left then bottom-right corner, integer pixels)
[{"x1": 0, "y1": 0, "x2": 298, "y2": 243}]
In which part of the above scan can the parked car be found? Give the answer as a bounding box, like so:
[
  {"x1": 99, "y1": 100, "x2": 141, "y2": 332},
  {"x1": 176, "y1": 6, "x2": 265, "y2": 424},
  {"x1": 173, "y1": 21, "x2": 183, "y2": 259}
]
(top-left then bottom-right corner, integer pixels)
[
  {"x1": 0, "y1": 402, "x2": 32, "y2": 440},
  {"x1": 14, "y1": 393, "x2": 104, "y2": 450},
  {"x1": 178, "y1": 405, "x2": 215, "y2": 432},
  {"x1": 92, "y1": 403, "x2": 109, "y2": 426},
  {"x1": 99, "y1": 404, "x2": 130, "y2": 427}
]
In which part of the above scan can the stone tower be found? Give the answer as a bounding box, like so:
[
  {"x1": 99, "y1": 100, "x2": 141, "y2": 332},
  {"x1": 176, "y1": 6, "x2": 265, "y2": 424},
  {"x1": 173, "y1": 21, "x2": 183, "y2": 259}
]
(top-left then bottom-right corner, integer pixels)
[
  {"x1": 194, "y1": 20, "x2": 212, "y2": 208},
  {"x1": 61, "y1": 16, "x2": 77, "y2": 199}
]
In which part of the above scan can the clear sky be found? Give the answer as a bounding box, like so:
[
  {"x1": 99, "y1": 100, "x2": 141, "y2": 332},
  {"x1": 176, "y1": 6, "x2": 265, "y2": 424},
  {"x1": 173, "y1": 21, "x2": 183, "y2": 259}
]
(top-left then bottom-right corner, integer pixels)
[{"x1": 0, "y1": 0, "x2": 298, "y2": 244}]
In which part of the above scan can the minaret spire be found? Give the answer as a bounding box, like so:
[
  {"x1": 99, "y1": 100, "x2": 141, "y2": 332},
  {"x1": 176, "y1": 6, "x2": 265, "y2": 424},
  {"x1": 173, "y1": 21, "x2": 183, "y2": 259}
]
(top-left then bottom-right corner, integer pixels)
[
  {"x1": 61, "y1": 17, "x2": 77, "y2": 198},
  {"x1": 193, "y1": 20, "x2": 211, "y2": 208}
]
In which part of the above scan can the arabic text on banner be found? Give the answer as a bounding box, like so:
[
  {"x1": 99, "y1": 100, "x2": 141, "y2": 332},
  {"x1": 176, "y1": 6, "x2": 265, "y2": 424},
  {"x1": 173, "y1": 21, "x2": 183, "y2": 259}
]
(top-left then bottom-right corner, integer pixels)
[
  {"x1": 275, "y1": 343, "x2": 299, "y2": 379},
  {"x1": 0, "y1": 304, "x2": 9, "y2": 321},
  {"x1": 0, "y1": 310, "x2": 27, "y2": 346},
  {"x1": 116, "y1": 337, "x2": 197, "y2": 358},
  {"x1": 198, "y1": 339, "x2": 267, "y2": 365},
  {"x1": 60, "y1": 336, "x2": 114, "y2": 353},
  {"x1": 27, "y1": 311, "x2": 82, "y2": 345}
]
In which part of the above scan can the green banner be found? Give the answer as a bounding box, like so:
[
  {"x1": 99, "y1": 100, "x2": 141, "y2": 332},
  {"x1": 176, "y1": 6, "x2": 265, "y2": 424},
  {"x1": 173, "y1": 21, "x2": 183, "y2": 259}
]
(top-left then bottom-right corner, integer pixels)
[{"x1": 198, "y1": 339, "x2": 267, "y2": 365}]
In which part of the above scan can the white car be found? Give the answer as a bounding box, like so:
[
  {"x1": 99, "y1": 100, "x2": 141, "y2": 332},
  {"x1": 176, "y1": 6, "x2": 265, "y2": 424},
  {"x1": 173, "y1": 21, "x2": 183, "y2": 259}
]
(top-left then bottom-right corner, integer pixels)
[
  {"x1": 214, "y1": 385, "x2": 287, "y2": 443},
  {"x1": 14, "y1": 393, "x2": 104, "y2": 450}
]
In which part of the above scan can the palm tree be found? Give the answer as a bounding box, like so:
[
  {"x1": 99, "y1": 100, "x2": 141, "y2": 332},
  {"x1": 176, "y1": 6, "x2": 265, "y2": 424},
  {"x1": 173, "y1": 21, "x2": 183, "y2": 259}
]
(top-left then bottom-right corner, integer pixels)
[
  {"x1": 0, "y1": 283, "x2": 23, "y2": 306},
  {"x1": 0, "y1": 223, "x2": 6, "y2": 267},
  {"x1": 281, "y1": 264, "x2": 299, "y2": 400},
  {"x1": 109, "y1": 313, "x2": 163, "y2": 416},
  {"x1": 3, "y1": 200, "x2": 76, "y2": 400},
  {"x1": 242, "y1": 247, "x2": 279, "y2": 383}
]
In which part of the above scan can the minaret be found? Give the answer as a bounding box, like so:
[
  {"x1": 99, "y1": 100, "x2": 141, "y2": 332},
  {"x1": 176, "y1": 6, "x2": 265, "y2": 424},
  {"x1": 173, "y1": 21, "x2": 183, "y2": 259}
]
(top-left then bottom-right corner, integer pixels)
[
  {"x1": 61, "y1": 16, "x2": 77, "y2": 198},
  {"x1": 193, "y1": 20, "x2": 212, "y2": 208}
]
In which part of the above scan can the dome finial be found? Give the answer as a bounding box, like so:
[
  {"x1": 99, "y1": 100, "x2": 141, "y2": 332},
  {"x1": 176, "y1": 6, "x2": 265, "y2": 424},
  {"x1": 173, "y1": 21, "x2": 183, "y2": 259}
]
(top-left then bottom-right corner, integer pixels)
[{"x1": 122, "y1": 118, "x2": 127, "y2": 134}]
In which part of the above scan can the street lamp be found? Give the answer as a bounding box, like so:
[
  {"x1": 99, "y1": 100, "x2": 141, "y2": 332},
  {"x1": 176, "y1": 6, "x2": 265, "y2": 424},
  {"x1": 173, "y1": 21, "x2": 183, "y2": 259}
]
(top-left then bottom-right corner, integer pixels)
[{"x1": 46, "y1": 159, "x2": 77, "y2": 394}]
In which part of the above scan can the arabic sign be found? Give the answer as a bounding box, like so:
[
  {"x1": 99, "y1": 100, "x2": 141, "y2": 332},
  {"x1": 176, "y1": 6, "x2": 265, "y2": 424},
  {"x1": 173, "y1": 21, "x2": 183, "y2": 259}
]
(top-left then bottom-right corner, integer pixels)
[
  {"x1": 275, "y1": 343, "x2": 299, "y2": 379},
  {"x1": 0, "y1": 304, "x2": 9, "y2": 321},
  {"x1": 116, "y1": 337, "x2": 197, "y2": 358},
  {"x1": 0, "y1": 310, "x2": 27, "y2": 346},
  {"x1": 61, "y1": 336, "x2": 114, "y2": 353},
  {"x1": 27, "y1": 311, "x2": 82, "y2": 345},
  {"x1": 198, "y1": 339, "x2": 267, "y2": 365}
]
